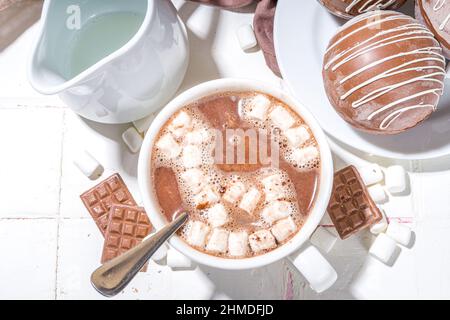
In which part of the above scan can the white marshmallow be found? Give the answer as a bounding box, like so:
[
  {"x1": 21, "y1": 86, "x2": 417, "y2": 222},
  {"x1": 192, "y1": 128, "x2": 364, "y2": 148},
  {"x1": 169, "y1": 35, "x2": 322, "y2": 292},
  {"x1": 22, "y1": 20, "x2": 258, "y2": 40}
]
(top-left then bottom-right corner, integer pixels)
[
  {"x1": 156, "y1": 133, "x2": 181, "y2": 159},
  {"x1": 249, "y1": 229, "x2": 276, "y2": 253},
  {"x1": 310, "y1": 226, "x2": 338, "y2": 253},
  {"x1": 228, "y1": 231, "x2": 249, "y2": 257},
  {"x1": 185, "y1": 128, "x2": 210, "y2": 145},
  {"x1": 369, "y1": 233, "x2": 398, "y2": 265},
  {"x1": 206, "y1": 203, "x2": 229, "y2": 228},
  {"x1": 181, "y1": 145, "x2": 203, "y2": 168},
  {"x1": 223, "y1": 180, "x2": 247, "y2": 203},
  {"x1": 284, "y1": 125, "x2": 311, "y2": 148},
  {"x1": 261, "y1": 174, "x2": 289, "y2": 201},
  {"x1": 291, "y1": 146, "x2": 319, "y2": 167},
  {"x1": 133, "y1": 114, "x2": 155, "y2": 134},
  {"x1": 358, "y1": 164, "x2": 384, "y2": 186},
  {"x1": 151, "y1": 243, "x2": 168, "y2": 262},
  {"x1": 166, "y1": 248, "x2": 192, "y2": 269},
  {"x1": 244, "y1": 95, "x2": 271, "y2": 121},
  {"x1": 186, "y1": 221, "x2": 210, "y2": 247},
  {"x1": 269, "y1": 106, "x2": 296, "y2": 131},
  {"x1": 168, "y1": 111, "x2": 193, "y2": 138},
  {"x1": 237, "y1": 24, "x2": 258, "y2": 51},
  {"x1": 370, "y1": 208, "x2": 388, "y2": 235},
  {"x1": 271, "y1": 217, "x2": 297, "y2": 242},
  {"x1": 181, "y1": 168, "x2": 207, "y2": 194},
  {"x1": 206, "y1": 228, "x2": 229, "y2": 253},
  {"x1": 290, "y1": 246, "x2": 337, "y2": 293},
  {"x1": 194, "y1": 187, "x2": 220, "y2": 209},
  {"x1": 73, "y1": 150, "x2": 103, "y2": 179},
  {"x1": 122, "y1": 127, "x2": 144, "y2": 154},
  {"x1": 368, "y1": 184, "x2": 388, "y2": 204},
  {"x1": 386, "y1": 221, "x2": 412, "y2": 247},
  {"x1": 385, "y1": 165, "x2": 407, "y2": 194},
  {"x1": 261, "y1": 201, "x2": 293, "y2": 225},
  {"x1": 239, "y1": 187, "x2": 262, "y2": 214}
]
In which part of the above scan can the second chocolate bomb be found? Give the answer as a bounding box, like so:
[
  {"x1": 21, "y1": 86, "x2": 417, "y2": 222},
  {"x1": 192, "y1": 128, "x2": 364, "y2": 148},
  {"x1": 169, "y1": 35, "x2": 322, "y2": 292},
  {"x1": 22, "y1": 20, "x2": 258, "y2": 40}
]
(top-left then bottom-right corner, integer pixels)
[{"x1": 416, "y1": 0, "x2": 450, "y2": 59}]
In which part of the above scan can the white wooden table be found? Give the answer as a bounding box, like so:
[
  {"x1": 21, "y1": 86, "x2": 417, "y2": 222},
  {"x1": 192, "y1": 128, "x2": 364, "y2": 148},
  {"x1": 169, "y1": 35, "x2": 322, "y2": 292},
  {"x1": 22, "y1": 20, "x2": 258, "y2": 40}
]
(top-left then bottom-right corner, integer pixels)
[{"x1": 1, "y1": 0, "x2": 450, "y2": 300}]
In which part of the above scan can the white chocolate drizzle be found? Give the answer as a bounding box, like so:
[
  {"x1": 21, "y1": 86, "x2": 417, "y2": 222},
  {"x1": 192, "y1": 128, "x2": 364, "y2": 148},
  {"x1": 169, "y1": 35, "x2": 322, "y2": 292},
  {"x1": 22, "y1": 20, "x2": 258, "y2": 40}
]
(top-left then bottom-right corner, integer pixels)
[
  {"x1": 346, "y1": 0, "x2": 398, "y2": 14},
  {"x1": 324, "y1": 11, "x2": 446, "y2": 130},
  {"x1": 432, "y1": 0, "x2": 450, "y2": 30}
]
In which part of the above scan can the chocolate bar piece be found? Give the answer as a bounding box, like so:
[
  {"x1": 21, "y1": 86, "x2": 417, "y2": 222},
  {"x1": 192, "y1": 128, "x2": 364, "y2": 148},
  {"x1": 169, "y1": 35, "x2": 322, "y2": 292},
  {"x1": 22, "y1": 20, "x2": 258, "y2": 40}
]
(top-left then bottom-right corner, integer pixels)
[
  {"x1": 101, "y1": 205, "x2": 153, "y2": 271},
  {"x1": 80, "y1": 173, "x2": 136, "y2": 236},
  {"x1": 327, "y1": 165, "x2": 382, "y2": 239}
]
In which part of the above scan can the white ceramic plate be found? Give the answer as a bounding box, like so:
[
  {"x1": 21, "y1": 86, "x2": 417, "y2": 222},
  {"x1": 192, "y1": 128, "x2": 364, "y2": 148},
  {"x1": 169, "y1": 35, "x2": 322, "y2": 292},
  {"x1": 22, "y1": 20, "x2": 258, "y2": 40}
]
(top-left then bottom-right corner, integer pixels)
[{"x1": 274, "y1": 0, "x2": 450, "y2": 160}]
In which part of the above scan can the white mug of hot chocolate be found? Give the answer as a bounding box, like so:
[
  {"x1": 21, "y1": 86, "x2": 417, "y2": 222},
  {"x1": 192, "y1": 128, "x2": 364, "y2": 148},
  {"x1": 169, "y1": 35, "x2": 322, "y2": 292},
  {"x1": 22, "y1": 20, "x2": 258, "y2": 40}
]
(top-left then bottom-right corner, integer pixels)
[{"x1": 138, "y1": 79, "x2": 337, "y2": 293}]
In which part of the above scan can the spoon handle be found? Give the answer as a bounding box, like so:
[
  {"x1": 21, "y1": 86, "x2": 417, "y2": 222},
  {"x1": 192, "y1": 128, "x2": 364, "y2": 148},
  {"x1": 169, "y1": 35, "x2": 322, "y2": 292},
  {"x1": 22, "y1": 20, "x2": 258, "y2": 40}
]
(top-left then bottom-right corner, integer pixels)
[{"x1": 91, "y1": 212, "x2": 188, "y2": 297}]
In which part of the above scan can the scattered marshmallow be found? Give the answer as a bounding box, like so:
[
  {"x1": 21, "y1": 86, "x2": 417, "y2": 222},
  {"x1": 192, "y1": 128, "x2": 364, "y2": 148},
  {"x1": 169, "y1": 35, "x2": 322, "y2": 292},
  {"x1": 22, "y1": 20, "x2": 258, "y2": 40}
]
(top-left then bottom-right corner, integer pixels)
[
  {"x1": 156, "y1": 133, "x2": 181, "y2": 159},
  {"x1": 249, "y1": 229, "x2": 276, "y2": 253},
  {"x1": 168, "y1": 111, "x2": 193, "y2": 138},
  {"x1": 291, "y1": 146, "x2": 319, "y2": 167},
  {"x1": 237, "y1": 24, "x2": 258, "y2": 51},
  {"x1": 284, "y1": 125, "x2": 311, "y2": 148},
  {"x1": 151, "y1": 243, "x2": 168, "y2": 262},
  {"x1": 228, "y1": 231, "x2": 249, "y2": 257},
  {"x1": 223, "y1": 180, "x2": 247, "y2": 204},
  {"x1": 194, "y1": 187, "x2": 220, "y2": 209},
  {"x1": 385, "y1": 165, "x2": 407, "y2": 194},
  {"x1": 370, "y1": 208, "x2": 388, "y2": 235},
  {"x1": 181, "y1": 145, "x2": 203, "y2": 168},
  {"x1": 271, "y1": 217, "x2": 297, "y2": 242},
  {"x1": 186, "y1": 221, "x2": 210, "y2": 247},
  {"x1": 206, "y1": 228, "x2": 229, "y2": 253},
  {"x1": 291, "y1": 246, "x2": 337, "y2": 293},
  {"x1": 185, "y1": 128, "x2": 210, "y2": 145},
  {"x1": 244, "y1": 95, "x2": 271, "y2": 121},
  {"x1": 369, "y1": 233, "x2": 398, "y2": 265},
  {"x1": 166, "y1": 248, "x2": 192, "y2": 269},
  {"x1": 358, "y1": 164, "x2": 384, "y2": 186},
  {"x1": 122, "y1": 127, "x2": 144, "y2": 154},
  {"x1": 239, "y1": 187, "x2": 262, "y2": 214},
  {"x1": 261, "y1": 174, "x2": 289, "y2": 202},
  {"x1": 269, "y1": 106, "x2": 296, "y2": 131},
  {"x1": 181, "y1": 168, "x2": 207, "y2": 194},
  {"x1": 310, "y1": 226, "x2": 338, "y2": 253},
  {"x1": 261, "y1": 200, "x2": 293, "y2": 225},
  {"x1": 133, "y1": 114, "x2": 155, "y2": 134},
  {"x1": 206, "y1": 203, "x2": 229, "y2": 228},
  {"x1": 386, "y1": 221, "x2": 412, "y2": 247},
  {"x1": 368, "y1": 184, "x2": 388, "y2": 204},
  {"x1": 73, "y1": 150, "x2": 103, "y2": 179}
]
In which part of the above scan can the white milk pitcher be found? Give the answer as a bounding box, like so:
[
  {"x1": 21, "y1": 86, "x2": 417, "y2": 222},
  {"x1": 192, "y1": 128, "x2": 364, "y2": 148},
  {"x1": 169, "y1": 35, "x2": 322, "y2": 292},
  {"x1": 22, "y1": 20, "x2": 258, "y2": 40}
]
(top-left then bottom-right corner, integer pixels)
[{"x1": 28, "y1": 0, "x2": 189, "y2": 124}]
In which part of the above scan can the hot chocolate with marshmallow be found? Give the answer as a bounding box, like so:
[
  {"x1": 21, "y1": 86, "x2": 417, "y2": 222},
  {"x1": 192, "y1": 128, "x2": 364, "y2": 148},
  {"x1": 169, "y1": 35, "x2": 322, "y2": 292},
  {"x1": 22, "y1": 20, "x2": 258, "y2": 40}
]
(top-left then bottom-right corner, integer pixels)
[{"x1": 151, "y1": 92, "x2": 321, "y2": 258}]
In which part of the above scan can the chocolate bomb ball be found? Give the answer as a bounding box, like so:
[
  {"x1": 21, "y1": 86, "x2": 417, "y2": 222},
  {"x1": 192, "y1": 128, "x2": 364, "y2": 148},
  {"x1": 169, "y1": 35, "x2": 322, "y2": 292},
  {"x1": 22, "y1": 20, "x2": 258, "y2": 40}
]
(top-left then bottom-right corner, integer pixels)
[
  {"x1": 416, "y1": 0, "x2": 450, "y2": 59},
  {"x1": 323, "y1": 11, "x2": 446, "y2": 135},
  {"x1": 317, "y1": 0, "x2": 407, "y2": 19}
]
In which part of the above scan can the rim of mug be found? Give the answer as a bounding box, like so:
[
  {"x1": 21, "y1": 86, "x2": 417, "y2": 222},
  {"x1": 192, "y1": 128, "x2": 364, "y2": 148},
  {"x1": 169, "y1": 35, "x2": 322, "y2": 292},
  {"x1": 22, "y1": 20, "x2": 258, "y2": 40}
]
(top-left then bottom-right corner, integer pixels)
[{"x1": 138, "y1": 78, "x2": 334, "y2": 270}]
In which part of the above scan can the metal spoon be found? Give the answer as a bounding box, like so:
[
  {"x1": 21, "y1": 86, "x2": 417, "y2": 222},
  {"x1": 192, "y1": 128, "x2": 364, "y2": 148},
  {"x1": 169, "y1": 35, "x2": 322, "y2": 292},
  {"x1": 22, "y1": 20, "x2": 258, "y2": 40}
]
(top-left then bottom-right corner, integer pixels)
[{"x1": 91, "y1": 212, "x2": 188, "y2": 297}]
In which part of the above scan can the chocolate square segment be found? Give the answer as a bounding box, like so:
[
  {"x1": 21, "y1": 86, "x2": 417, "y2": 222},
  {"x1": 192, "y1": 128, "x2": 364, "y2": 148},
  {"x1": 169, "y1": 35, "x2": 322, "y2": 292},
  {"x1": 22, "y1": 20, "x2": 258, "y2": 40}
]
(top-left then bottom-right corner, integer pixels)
[
  {"x1": 327, "y1": 166, "x2": 382, "y2": 239},
  {"x1": 80, "y1": 173, "x2": 137, "y2": 236},
  {"x1": 101, "y1": 204, "x2": 153, "y2": 272}
]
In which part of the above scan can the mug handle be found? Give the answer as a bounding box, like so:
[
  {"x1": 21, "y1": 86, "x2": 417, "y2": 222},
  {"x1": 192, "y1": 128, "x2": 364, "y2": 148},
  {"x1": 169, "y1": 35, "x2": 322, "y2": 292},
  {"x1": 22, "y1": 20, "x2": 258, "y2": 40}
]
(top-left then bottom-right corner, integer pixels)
[{"x1": 288, "y1": 243, "x2": 337, "y2": 293}]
